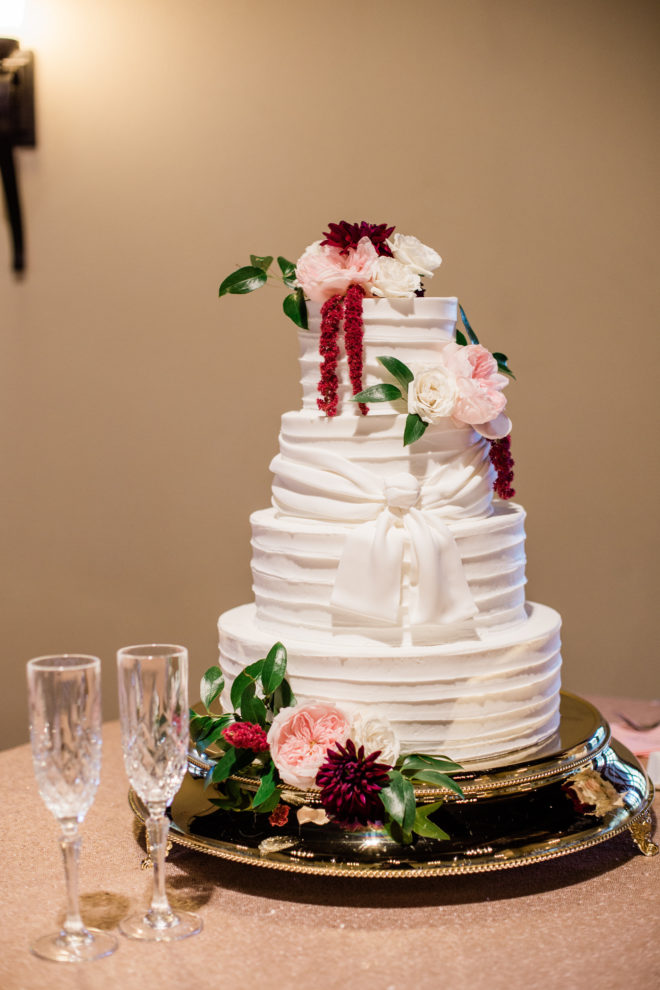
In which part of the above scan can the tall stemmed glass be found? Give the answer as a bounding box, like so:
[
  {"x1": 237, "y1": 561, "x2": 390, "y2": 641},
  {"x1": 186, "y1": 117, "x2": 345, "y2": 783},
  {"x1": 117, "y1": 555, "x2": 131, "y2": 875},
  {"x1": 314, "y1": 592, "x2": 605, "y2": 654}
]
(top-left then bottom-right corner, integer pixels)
[
  {"x1": 26, "y1": 655, "x2": 118, "y2": 963},
  {"x1": 117, "y1": 644, "x2": 201, "y2": 941}
]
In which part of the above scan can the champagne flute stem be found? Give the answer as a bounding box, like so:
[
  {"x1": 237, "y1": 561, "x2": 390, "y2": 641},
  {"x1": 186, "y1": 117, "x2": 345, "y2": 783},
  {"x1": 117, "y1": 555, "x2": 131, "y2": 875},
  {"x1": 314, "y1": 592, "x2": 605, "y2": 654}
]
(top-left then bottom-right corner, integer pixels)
[
  {"x1": 59, "y1": 820, "x2": 88, "y2": 940},
  {"x1": 146, "y1": 807, "x2": 175, "y2": 926}
]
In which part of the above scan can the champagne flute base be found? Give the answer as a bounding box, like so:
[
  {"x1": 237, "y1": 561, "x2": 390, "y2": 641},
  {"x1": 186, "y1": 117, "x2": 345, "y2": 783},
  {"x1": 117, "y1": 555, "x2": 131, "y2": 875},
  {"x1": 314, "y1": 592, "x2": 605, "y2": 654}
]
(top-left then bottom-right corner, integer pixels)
[
  {"x1": 30, "y1": 928, "x2": 118, "y2": 963},
  {"x1": 119, "y1": 909, "x2": 202, "y2": 942}
]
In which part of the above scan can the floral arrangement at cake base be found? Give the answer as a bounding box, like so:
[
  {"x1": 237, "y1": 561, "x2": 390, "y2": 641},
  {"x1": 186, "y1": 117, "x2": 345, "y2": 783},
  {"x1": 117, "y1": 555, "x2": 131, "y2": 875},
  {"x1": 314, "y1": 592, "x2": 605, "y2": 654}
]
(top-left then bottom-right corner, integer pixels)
[{"x1": 190, "y1": 643, "x2": 464, "y2": 845}]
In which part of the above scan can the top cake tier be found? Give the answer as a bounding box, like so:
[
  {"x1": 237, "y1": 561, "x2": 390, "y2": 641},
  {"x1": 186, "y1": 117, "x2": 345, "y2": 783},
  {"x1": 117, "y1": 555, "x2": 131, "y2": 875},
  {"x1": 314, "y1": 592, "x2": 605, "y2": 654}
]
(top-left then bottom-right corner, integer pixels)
[{"x1": 299, "y1": 297, "x2": 459, "y2": 413}]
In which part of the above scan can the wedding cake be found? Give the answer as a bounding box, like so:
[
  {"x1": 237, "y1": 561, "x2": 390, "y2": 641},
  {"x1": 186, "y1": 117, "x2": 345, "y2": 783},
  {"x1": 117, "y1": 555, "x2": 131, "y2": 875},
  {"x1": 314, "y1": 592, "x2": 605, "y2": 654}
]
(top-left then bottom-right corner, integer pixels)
[{"x1": 217, "y1": 222, "x2": 561, "y2": 770}]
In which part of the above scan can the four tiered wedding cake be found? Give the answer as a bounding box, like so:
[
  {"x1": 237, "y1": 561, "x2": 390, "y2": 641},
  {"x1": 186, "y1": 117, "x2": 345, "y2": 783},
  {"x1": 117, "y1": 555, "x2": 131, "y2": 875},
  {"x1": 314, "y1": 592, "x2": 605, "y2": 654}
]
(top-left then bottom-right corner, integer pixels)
[{"x1": 217, "y1": 222, "x2": 561, "y2": 769}]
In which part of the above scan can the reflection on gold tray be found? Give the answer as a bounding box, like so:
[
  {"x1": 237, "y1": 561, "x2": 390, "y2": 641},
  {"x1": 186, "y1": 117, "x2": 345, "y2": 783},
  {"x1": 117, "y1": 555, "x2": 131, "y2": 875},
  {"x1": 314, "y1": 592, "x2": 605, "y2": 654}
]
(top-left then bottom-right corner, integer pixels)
[{"x1": 128, "y1": 693, "x2": 657, "y2": 877}]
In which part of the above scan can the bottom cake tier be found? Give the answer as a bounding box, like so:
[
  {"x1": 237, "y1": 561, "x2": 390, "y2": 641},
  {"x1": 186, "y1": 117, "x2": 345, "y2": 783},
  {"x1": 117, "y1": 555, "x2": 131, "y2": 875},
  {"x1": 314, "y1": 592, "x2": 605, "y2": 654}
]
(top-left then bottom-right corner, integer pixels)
[{"x1": 218, "y1": 601, "x2": 562, "y2": 765}]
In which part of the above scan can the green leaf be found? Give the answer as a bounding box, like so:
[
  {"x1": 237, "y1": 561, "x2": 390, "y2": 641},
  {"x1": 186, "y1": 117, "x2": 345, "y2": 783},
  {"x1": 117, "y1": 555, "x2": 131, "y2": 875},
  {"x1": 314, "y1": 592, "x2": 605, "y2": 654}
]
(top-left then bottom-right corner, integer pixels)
[
  {"x1": 412, "y1": 801, "x2": 450, "y2": 840},
  {"x1": 377, "y1": 356, "x2": 414, "y2": 393},
  {"x1": 455, "y1": 328, "x2": 468, "y2": 346},
  {"x1": 200, "y1": 665, "x2": 224, "y2": 711},
  {"x1": 240, "y1": 690, "x2": 267, "y2": 727},
  {"x1": 189, "y1": 712, "x2": 214, "y2": 742},
  {"x1": 403, "y1": 413, "x2": 428, "y2": 446},
  {"x1": 458, "y1": 303, "x2": 480, "y2": 344},
  {"x1": 261, "y1": 642, "x2": 288, "y2": 695},
  {"x1": 250, "y1": 254, "x2": 273, "y2": 272},
  {"x1": 352, "y1": 383, "x2": 403, "y2": 404},
  {"x1": 382, "y1": 818, "x2": 413, "y2": 846},
  {"x1": 209, "y1": 776, "x2": 252, "y2": 811},
  {"x1": 255, "y1": 789, "x2": 283, "y2": 814},
  {"x1": 410, "y1": 770, "x2": 465, "y2": 796},
  {"x1": 271, "y1": 679, "x2": 295, "y2": 715},
  {"x1": 252, "y1": 761, "x2": 278, "y2": 809},
  {"x1": 206, "y1": 747, "x2": 237, "y2": 788},
  {"x1": 196, "y1": 715, "x2": 235, "y2": 752},
  {"x1": 283, "y1": 288, "x2": 308, "y2": 329},
  {"x1": 492, "y1": 351, "x2": 516, "y2": 380},
  {"x1": 229, "y1": 659, "x2": 265, "y2": 710},
  {"x1": 399, "y1": 754, "x2": 464, "y2": 774},
  {"x1": 380, "y1": 771, "x2": 416, "y2": 832},
  {"x1": 277, "y1": 256, "x2": 298, "y2": 288},
  {"x1": 219, "y1": 266, "x2": 268, "y2": 296}
]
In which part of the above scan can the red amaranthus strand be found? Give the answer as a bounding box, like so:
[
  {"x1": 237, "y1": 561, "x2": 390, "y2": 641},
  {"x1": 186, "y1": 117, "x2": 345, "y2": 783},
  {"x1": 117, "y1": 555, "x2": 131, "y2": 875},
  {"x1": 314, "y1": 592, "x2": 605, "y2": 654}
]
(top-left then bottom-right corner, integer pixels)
[
  {"x1": 343, "y1": 283, "x2": 368, "y2": 415},
  {"x1": 490, "y1": 435, "x2": 516, "y2": 499},
  {"x1": 317, "y1": 293, "x2": 344, "y2": 416}
]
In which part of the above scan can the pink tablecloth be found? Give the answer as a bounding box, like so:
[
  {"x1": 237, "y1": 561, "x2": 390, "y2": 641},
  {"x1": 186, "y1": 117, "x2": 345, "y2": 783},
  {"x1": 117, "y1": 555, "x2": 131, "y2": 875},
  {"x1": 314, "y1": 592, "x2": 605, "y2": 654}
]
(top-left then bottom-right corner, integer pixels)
[{"x1": 0, "y1": 699, "x2": 658, "y2": 990}]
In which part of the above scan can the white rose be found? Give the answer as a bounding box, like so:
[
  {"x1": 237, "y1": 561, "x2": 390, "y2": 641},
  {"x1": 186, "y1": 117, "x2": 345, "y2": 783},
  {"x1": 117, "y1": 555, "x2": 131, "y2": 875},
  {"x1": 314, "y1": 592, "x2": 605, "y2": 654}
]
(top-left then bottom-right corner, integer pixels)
[
  {"x1": 370, "y1": 257, "x2": 421, "y2": 298},
  {"x1": 408, "y1": 365, "x2": 458, "y2": 423},
  {"x1": 389, "y1": 233, "x2": 442, "y2": 278},
  {"x1": 350, "y1": 713, "x2": 400, "y2": 767}
]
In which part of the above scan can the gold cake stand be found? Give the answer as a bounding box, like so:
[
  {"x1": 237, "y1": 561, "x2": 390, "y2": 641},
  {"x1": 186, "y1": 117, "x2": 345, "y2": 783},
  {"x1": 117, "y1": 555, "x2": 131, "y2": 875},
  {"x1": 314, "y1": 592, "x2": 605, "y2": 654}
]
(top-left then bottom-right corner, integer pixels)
[{"x1": 129, "y1": 692, "x2": 657, "y2": 877}]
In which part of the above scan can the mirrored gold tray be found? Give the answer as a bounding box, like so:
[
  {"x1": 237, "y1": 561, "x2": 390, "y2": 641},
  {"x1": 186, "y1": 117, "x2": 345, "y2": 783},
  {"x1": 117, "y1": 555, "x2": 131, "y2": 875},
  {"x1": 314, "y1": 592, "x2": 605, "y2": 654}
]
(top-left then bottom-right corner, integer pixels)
[{"x1": 129, "y1": 693, "x2": 657, "y2": 877}]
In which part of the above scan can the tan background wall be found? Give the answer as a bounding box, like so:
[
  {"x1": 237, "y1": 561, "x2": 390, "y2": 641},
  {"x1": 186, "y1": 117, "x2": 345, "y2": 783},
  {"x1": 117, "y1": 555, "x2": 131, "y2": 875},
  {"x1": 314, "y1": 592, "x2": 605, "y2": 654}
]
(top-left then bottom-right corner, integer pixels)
[{"x1": 1, "y1": 0, "x2": 658, "y2": 749}]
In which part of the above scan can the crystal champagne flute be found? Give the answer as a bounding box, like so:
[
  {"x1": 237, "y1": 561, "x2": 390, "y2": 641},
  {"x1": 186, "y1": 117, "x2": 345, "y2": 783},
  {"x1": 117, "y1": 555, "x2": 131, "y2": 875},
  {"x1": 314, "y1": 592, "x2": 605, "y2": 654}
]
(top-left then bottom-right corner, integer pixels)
[
  {"x1": 26, "y1": 655, "x2": 118, "y2": 963},
  {"x1": 117, "y1": 644, "x2": 201, "y2": 941}
]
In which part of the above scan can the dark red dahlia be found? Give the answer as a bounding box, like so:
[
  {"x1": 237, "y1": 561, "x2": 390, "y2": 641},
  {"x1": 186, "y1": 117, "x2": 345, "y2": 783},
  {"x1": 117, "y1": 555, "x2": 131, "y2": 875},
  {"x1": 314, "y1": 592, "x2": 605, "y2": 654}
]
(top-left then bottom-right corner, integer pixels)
[
  {"x1": 321, "y1": 220, "x2": 395, "y2": 257},
  {"x1": 222, "y1": 721, "x2": 269, "y2": 753},
  {"x1": 316, "y1": 739, "x2": 391, "y2": 827},
  {"x1": 269, "y1": 804, "x2": 290, "y2": 827},
  {"x1": 490, "y1": 435, "x2": 516, "y2": 500}
]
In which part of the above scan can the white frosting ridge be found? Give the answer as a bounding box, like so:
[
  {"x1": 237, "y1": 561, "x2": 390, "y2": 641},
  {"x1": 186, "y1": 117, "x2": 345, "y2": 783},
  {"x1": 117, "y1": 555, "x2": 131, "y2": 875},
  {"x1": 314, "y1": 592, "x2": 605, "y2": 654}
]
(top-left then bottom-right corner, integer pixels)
[
  {"x1": 274, "y1": 410, "x2": 495, "y2": 508},
  {"x1": 218, "y1": 602, "x2": 562, "y2": 763},
  {"x1": 300, "y1": 297, "x2": 458, "y2": 414}
]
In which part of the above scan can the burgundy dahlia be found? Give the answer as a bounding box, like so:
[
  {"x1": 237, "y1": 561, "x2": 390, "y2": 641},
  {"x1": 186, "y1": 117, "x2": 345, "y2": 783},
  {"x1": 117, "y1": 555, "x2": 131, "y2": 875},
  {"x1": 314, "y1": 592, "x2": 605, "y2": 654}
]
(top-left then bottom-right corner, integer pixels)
[
  {"x1": 490, "y1": 435, "x2": 516, "y2": 500},
  {"x1": 321, "y1": 220, "x2": 395, "y2": 257},
  {"x1": 222, "y1": 721, "x2": 269, "y2": 753},
  {"x1": 316, "y1": 739, "x2": 391, "y2": 826}
]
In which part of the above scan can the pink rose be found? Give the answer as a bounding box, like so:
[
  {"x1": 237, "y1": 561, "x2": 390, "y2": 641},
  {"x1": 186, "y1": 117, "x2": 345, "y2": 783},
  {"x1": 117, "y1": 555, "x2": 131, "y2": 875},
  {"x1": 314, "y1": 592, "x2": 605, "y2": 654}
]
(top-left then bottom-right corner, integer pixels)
[
  {"x1": 444, "y1": 342, "x2": 509, "y2": 434},
  {"x1": 295, "y1": 237, "x2": 378, "y2": 302},
  {"x1": 267, "y1": 701, "x2": 351, "y2": 789}
]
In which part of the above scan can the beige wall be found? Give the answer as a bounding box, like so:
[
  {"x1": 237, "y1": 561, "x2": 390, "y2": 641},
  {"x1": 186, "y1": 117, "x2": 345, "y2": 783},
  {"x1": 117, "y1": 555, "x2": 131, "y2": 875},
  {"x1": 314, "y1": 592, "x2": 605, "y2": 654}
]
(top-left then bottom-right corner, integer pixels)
[{"x1": 2, "y1": 0, "x2": 658, "y2": 749}]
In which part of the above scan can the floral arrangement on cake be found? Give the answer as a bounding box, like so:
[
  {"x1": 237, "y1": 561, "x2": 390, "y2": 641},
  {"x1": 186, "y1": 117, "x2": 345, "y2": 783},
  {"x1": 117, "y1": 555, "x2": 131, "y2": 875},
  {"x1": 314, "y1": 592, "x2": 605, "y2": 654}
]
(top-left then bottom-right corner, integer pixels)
[
  {"x1": 190, "y1": 643, "x2": 464, "y2": 845},
  {"x1": 219, "y1": 220, "x2": 516, "y2": 498}
]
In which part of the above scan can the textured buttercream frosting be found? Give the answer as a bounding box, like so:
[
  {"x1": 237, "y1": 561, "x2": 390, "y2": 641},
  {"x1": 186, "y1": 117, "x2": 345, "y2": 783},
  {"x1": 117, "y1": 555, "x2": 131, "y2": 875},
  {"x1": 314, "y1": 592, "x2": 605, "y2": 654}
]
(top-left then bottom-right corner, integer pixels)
[{"x1": 217, "y1": 296, "x2": 562, "y2": 764}]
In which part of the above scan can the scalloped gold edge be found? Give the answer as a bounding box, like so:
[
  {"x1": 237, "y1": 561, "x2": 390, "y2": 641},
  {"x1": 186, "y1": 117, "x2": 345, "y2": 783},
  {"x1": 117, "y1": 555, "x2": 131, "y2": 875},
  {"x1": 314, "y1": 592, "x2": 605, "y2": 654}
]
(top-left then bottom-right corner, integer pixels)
[{"x1": 127, "y1": 790, "x2": 655, "y2": 879}]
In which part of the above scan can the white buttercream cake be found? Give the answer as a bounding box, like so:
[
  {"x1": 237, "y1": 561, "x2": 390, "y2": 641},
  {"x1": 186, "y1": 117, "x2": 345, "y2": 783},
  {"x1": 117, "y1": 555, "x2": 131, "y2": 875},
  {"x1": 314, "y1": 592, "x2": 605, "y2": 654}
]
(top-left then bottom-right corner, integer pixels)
[{"x1": 218, "y1": 295, "x2": 562, "y2": 767}]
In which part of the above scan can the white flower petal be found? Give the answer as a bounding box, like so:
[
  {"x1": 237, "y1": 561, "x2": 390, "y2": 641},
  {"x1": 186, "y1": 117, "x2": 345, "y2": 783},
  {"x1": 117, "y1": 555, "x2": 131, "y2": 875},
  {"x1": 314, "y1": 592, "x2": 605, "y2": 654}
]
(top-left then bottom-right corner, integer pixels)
[{"x1": 474, "y1": 413, "x2": 512, "y2": 440}]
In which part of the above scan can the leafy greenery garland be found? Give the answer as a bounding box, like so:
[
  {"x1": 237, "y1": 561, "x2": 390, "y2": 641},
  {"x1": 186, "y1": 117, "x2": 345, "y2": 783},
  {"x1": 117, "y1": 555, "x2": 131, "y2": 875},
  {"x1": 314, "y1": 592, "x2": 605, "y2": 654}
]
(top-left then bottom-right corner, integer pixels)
[
  {"x1": 190, "y1": 643, "x2": 464, "y2": 845},
  {"x1": 219, "y1": 255, "x2": 308, "y2": 329},
  {"x1": 352, "y1": 305, "x2": 515, "y2": 446}
]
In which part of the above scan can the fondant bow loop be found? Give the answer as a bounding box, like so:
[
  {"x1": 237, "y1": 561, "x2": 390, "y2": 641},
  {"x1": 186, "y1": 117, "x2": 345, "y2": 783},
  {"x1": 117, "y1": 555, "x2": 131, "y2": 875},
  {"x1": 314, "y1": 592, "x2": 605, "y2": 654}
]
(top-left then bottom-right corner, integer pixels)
[{"x1": 384, "y1": 473, "x2": 421, "y2": 510}]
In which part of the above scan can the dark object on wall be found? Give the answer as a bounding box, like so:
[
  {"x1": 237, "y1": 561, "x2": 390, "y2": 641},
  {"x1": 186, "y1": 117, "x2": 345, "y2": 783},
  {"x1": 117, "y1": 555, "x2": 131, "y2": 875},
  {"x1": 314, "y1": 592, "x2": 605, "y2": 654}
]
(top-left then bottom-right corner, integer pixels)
[{"x1": 0, "y1": 37, "x2": 35, "y2": 274}]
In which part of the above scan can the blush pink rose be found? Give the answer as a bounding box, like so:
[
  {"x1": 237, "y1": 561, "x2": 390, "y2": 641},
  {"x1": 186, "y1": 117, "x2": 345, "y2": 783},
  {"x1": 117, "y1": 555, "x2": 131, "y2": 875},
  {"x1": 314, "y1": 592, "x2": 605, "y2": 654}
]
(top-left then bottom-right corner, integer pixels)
[
  {"x1": 267, "y1": 701, "x2": 351, "y2": 789},
  {"x1": 444, "y1": 342, "x2": 509, "y2": 429},
  {"x1": 295, "y1": 237, "x2": 378, "y2": 302}
]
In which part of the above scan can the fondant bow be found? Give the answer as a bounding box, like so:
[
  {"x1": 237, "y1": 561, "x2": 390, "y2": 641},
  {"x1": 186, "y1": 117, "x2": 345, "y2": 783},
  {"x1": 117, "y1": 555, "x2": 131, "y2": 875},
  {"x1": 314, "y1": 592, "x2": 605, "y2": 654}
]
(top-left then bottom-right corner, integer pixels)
[{"x1": 271, "y1": 441, "x2": 487, "y2": 626}]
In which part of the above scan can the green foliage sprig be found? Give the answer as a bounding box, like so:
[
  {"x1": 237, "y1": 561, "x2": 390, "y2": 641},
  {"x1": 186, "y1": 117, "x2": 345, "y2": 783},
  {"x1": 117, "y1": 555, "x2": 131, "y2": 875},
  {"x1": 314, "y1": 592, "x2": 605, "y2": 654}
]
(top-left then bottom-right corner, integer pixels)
[
  {"x1": 219, "y1": 255, "x2": 308, "y2": 329},
  {"x1": 190, "y1": 642, "x2": 295, "y2": 818},
  {"x1": 352, "y1": 355, "x2": 426, "y2": 447}
]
